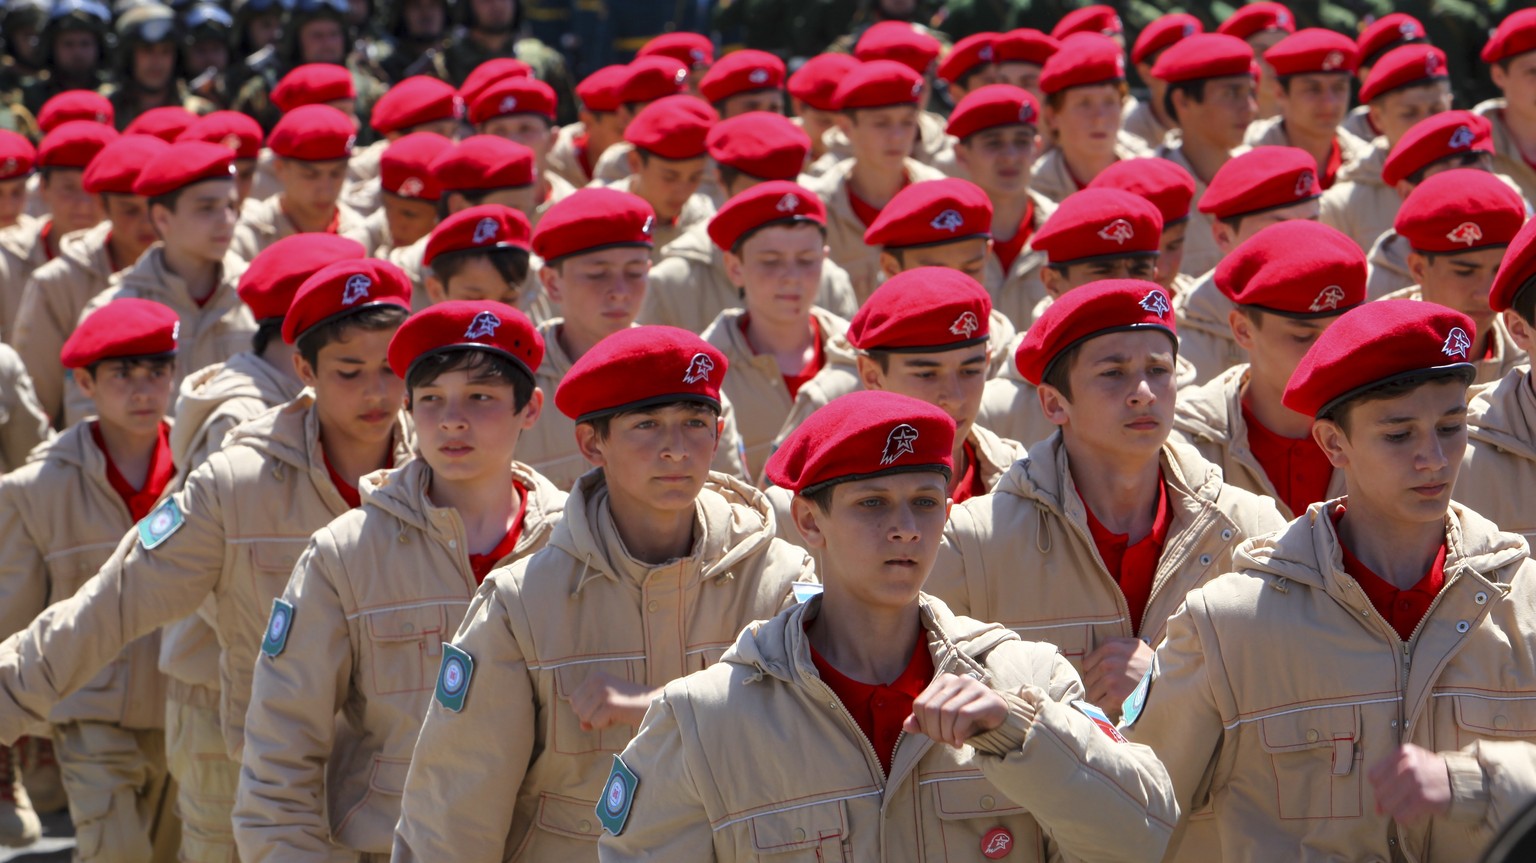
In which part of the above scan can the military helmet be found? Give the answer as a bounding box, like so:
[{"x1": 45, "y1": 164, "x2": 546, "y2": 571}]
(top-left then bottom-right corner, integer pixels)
[
  {"x1": 278, "y1": 0, "x2": 348, "y2": 64},
  {"x1": 1, "y1": 0, "x2": 51, "y2": 64},
  {"x1": 38, "y1": 0, "x2": 111, "y2": 67},
  {"x1": 180, "y1": 1, "x2": 229, "y2": 45}
]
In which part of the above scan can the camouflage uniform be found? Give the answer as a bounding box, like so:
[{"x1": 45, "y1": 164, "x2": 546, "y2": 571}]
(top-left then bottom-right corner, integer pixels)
[
  {"x1": 104, "y1": 81, "x2": 216, "y2": 131},
  {"x1": 230, "y1": 61, "x2": 387, "y2": 137},
  {"x1": 428, "y1": 31, "x2": 576, "y2": 124}
]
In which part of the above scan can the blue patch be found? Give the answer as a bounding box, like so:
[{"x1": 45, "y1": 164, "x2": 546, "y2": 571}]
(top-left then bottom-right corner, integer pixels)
[
  {"x1": 261, "y1": 599, "x2": 294, "y2": 658},
  {"x1": 136, "y1": 498, "x2": 184, "y2": 550},
  {"x1": 434, "y1": 644, "x2": 474, "y2": 712},
  {"x1": 597, "y1": 755, "x2": 639, "y2": 835}
]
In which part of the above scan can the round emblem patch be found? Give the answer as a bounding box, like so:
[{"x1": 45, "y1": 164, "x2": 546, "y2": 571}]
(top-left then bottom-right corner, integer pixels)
[
  {"x1": 605, "y1": 774, "x2": 628, "y2": 814},
  {"x1": 981, "y1": 826, "x2": 1014, "y2": 859},
  {"x1": 269, "y1": 607, "x2": 288, "y2": 639},
  {"x1": 149, "y1": 509, "x2": 173, "y2": 534},
  {"x1": 442, "y1": 656, "x2": 467, "y2": 695}
]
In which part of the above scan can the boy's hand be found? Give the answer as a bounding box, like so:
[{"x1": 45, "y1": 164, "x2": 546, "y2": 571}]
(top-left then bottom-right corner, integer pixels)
[
  {"x1": 1082, "y1": 638, "x2": 1152, "y2": 709},
  {"x1": 1368, "y1": 744, "x2": 1452, "y2": 824},
  {"x1": 903, "y1": 672, "x2": 1010, "y2": 749},
  {"x1": 567, "y1": 671, "x2": 661, "y2": 731}
]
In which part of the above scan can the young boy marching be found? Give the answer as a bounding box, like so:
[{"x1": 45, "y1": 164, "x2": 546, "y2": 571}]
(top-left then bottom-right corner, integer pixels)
[
  {"x1": 392, "y1": 326, "x2": 814, "y2": 862},
  {"x1": 0, "y1": 299, "x2": 181, "y2": 862},
  {"x1": 599, "y1": 389, "x2": 1177, "y2": 862},
  {"x1": 231, "y1": 104, "x2": 365, "y2": 262},
  {"x1": 1130, "y1": 300, "x2": 1536, "y2": 861},
  {"x1": 235, "y1": 300, "x2": 567, "y2": 862}
]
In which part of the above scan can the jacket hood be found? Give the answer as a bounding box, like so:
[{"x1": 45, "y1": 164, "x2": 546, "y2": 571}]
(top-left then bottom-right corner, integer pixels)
[
  {"x1": 1468, "y1": 370, "x2": 1536, "y2": 463},
  {"x1": 33, "y1": 419, "x2": 106, "y2": 472},
  {"x1": 997, "y1": 433, "x2": 1227, "y2": 517},
  {"x1": 169, "y1": 351, "x2": 303, "y2": 463},
  {"x1": 117, "y1": 246, "x2": 249, "y2": 312},
  {"x1": 358, "y1": 457, "x2": 566, "y2": 550},
  {"x1": 57, "y1": 221, "x2": 114, "y2": 272},
  {"x1": 656, "y1": 221, "x2": 713, "y2": 266},
  {"x1": 1172, "y1": 273, "x2": 1232, "y2": 338},
  {"x1": 1173, "y1": 364, "x2": 1248, "y2": 444},
  {"x1": 221, "y1": 392, "x2": 411, "y2": 475},
  {"x1": 1369, "y1": 231, "x2": 1411, "y2": 278},
  {"x1": 1336, "y1": 140, "x2": 1385, "y2": 186}
]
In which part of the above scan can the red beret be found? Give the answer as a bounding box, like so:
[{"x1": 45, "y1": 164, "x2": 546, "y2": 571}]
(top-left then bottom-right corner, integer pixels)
[
  {"x1": 555, "y1": 325, "x2": 728, "y2": 421},
  {"x1": 1030, "y1": 188, "x2": 1163, "y2": 265},
  {"x1": 371, "y1": 76, "x2": 463, "y2": 135},
  {"x1": 124, "y1": 106, "x2": 198, "y2": 143},
  {"x1": 1483, "y1": 9, "x2": 1536, "y2": 65},
  {"x1": 1492, "y1": 214, "x2": 1536, "y2": 312},
  {"x1": 62, "y1": 298, "x2": 179, "y2": 368},
  {"x1": 699, "y1": 49, "x2": 785, "y2": 103},
  {"x1": 469, "y1": 76, "x2": 557, "y2": 124},
  {"x1": 131, "y1": 141, "x2": 236, "y2": 198},
  {"x1": 938, "y1": 33, "x2": 998, "y2": 85},
  {"x1": 638, "y1": 32, "x2": 714, "y2": 69},
  {"x1": 1014, "y1": 279, "x2": 1176, "y2": 385},
  {"x1": 705, "y1": 112, "x2": 811, "y2": 181},
  {"x1": 1133, "y1": 14, "x2": 1202, "y2": 65},
  {"x1": 271, "y1": 63, "x2": 355, "y2": 113},
  {"x1": 708, "y1": 180, "x2": 824, "y2": 252},
  {"x1": 834, "y1": 60, "x2": 924, "y2": 111},
  {"x1": 848, "y1": 267, "x2": 992, "y2": 351},
  {"x1": 620, "y1": 55, "x2": 690, "y2": 105},
  {"x1": 423, "y1": 204, "x2": 531, "y2": 267},
  {"x1": 765, "y1": 390, "x2": 956, "y2": 493},
  {"x1": 1051, "y1": 5, "x2": 1122, "y2": 40},
  {"x1": 39, "y1": 121, "x2": 119, "y2": 170},
  {"x1": 996, "y1": 29, "x2": 1059, "y2": 66},
  {"x1": 787, "y1": 53, "x2": 861, "y2": 111},
  {"x1": 1215, "y1": 221, "x2": 1367, "y2": 317},
  {"x1": 1381, "y1": 111, "x2": 1492, "y2": 187},
  {"x1": 624, "y1": 94, "x2": 716, "y2": 160},
  {"x1": 946, "y1": 84, "x2": 1039, "y2": 139},
  {"x1": 532, "y1": 188, "x2": 654, "y2": 261},
  {"x1": 457, "y1": 58, "x2": 532, "y2": 107},
  {"x1": 177, "y1": 111, "x2": 263, "y2": 160},
  {"x1": 1040, "y1": 33, "x2": 1125, "y2": 94},
  {"x1": 1151, "y1": 33, "x2": 1255, "y2": 84},
  {"x1": 0, "y1": 130, "x2": 36, "y2": 181},
  {"x1": 1358, "y1": 14, "x2": 1426, "y2": 66},
  {"x1": 37, "y1": 91, "x2": 112, "y2": 133},
  {"x1": 431, "y1": 135, "x2": 535, "y2": 192},
  {"x1": 1088, "y1": 158, "x2": 1196, "y2": 225},
  {"x1": 269, "y1": 104, "x2": 355, "y2": 162},
  {"x1": 238, "y1": 234, "x2": 367, "y2": 322},
  {"x1": 387, "y1": 299, "x2": 543, "y2": 382},
  {"x1": 1283, "y1": 300, "x2": 1476, "y2": 418},
  {"x1": 575, "y1": 65, "x2": 628, "y2": 113},
  {"x1": 281, "y1": 259, "x2": 413, "y2": 344},
  {"x1": 379, "y1": 132, "x2": 452, "y2": 199},
  {"x1": 1264, "y1": 28, "x2": 1358, "y2": 77},
  {"x1": 855, "y1": 21, "x2": 943, "y2": 74},
  {"x1": 1198, "y1": 146, "x2": 1319, "y2": 220},
  {"x1": 82, "y1": 134, "x2": 167, "y2": 195},
  {"x1": 1215, "y1": 2, "x2": 1295, "y2": 40},
  {"x1": 863, "y1": 178, "x2": 992, "y2": 248},
  {"x1": 1358, "y1": 44, "x2": 1446, "y2": 104},
  {"x1": 1394, "y1": 169, "x2": 1526, "y2": 255}
]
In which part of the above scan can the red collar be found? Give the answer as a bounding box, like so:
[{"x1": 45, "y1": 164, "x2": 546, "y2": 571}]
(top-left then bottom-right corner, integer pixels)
[
  {"x1": 1241, "y1": 397, "x2": 1333, "y2": 517},
  {"x1": 574, "y1": 132, "x2": 593, "y2": 181},
  {"x1": 1321, "y1": 136, "x2": 1344, "y2": 190},
  {"x1": 323, "y1": 447, "x2": 394, "y2": 509},
  {"x1": 992, "y1": 199, "x2": 1036, "y2": 275},
  {"x1": 846, "y1": 171, "x2": 911, "y2": 228},
  {"x1": 1330, "y1": 505, "x2": 1446, "y2": 641},
  {"x1": 740, "y1": 314, "x2": 826, "y2": 400},
  {"x1": 809, "y1": 627, "x2": 933, "y2": 776},
  {"x1": 468, "y1": 481, "x2": 529, "y2": 584},
  {"x1": 39, "y1": 220, "x2": 55, "y2": 262},
  {"x1": 281, "y1": 200, "x2": 343, "y2": 235},
  {"x1": 950, "y1": 438, "x2": 987, "y2": 504},
  {"x1": 1079, "y1": 475, "x2": 1172, "y2": 636},
  {"x1": 92, "y1": 421, "x2": 175, "y2": 522}
]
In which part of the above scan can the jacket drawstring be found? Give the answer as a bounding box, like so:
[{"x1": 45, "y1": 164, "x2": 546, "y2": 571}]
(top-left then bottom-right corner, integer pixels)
[
  {"x1": 1036, "y1": 508, "x2": 1051, "y2": 554},
  {"x1": 571, "y1": 555, "x2": 601, "y2": 597},
  {"x1": 1268, "y1": 575, "x2": 1289, "y2": 593}
]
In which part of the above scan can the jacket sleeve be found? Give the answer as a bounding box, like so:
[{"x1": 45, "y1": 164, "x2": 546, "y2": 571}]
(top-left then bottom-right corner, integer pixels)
[
  {"x1": 925, "y1": 517, "x2": 975, "y2": 618},
  {"x1": 10, "y1": 275, "x2": 67, "y2": 423},
  {"x1": 232, "y1": 534, "x2": 352, "y2": 863},
  {"x1": 0, "y1": 461, "x2": 227, "y2": 744},
  {"x1": 968, "y1": 649, "x2": 1178, "y2": 863},
  {"x1": 713, "y1": 398, "x2": 750, "y2": 482},
  {"x1": 0, "y1": 478, "x2": 47, "y2": 639},
  {"x1": 0, "y1": 346, "x2": 49, "y2": 468},
  {"x1": 597, "y1": 689, "x2": 716, "y2": 862},
  {"x1": 392, "y1": 577, "x2": 537, "y2": 863},
  {"x1": 1443, "y1": 739, "x2": 1536, "y2": 833}
]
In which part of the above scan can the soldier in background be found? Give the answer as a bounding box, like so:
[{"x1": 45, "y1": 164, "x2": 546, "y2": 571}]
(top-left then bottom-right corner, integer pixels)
[
  {"x1": 0, "y1": 0, "x2": 48, "y2": 91},
  {"x1": 221, "y1": 0, "x2": 286, "y2": 104},
  {"x1": 21, "y1": 0, "x2": 112, "y2": 118},
  {"x1": 376, "y1": 0, "x2": 452, "y2": 83},
  {"x1": 105, "y1": 4, "x2": 215, "y2": 130},
  {"x1": 179, "y1": 3, "x2": 235, "y2": 108},
  {"x1": 428, "y1": 0, "x2": 574, "y2": 125},
  {"x1": 230, "y1": 0, "x2": 388, "y2": 137}
]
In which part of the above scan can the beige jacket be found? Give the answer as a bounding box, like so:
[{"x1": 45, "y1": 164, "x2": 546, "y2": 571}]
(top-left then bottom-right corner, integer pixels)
[
  {"x1": 1366, "y1": 228, "x2": 1415, "y2": 300},
  {"x1": 11, "y1": 222, "x2": 124, "y2": 421},
  {"x1": 0, "y1": 218, "x2": 53, "y2": 343},
  {"x1": 0, "y1": 421, "x2": 165, "y2": 729},
  {"x1": 234, "y1": 458, "x2": 566, "y2": 861},
  {"x1": 637, "y1": 222, "x2": 859, "y2": 334},
  {"x1": 68, "y1": 247, "x2": 255, "y2": 427},
  {"x1": 230, "y1": 195, "x2": 367, "y2": 263},
  {"x1": 0, "y1": 343, "x2": 49, "y2": 474},
  {"x1": 598, "y1": 594, "x2": 1178, "y2": 863},
  {"x1": 341, "y1": 206, "x2": 392, "y2": 258},
  {"x1": 514, "y1": 319, "x2": 750, "y2": 490},
  {"x1": 1172, "y1": 364, "x2": 1344, "y2": 520},
  {"x1": 1318, "y1": 140, "x2": 1399, "y2": 253},
  {"x1": 340, "y1": 139, "x2": 387, "y2": 218},
  {"x1": 0, "y1": 394, "x2": 410, "y2": 754},
  {"x1": 1171, "y1": 269, "x2": 1243, "y2": 387},
  {"x1": 928, "y1": 436, "x2": 1286, "y2": 666},
  {"x1": 605, "y1": 175, "x2": 715, "y2": 260},
  {"x1": 1456, "y1": 367, "x2": 1536, "y2": 543},
  {"x1": 1029, "y1": 132, "x2": 1151, "y2": 206},
  {"x1": 546, "y1": 122, "x2": 591, "y2": 189},
  {"x1": 1477, "y1": 98, "x2": 1536, "y2": 205},
  {"x1": 1130, "y1": 502, "x2": 1536, "y2": 862},
  {"x1": 1242, "y1": 116, "x2": 1375, "y2": 172},
  {"x1": 819, "y1": 110, "x2": 963, "y2": 179},
  {"x1": 805, "y1": 157, "x2": 948, "y2": 304},
  {"x1": 1155, "y1": 143, "x2": 1222, "y2": 277},
  {"x1": 393, "y1": 470, "x2": 815, "y2": 862},
  {"x1": 592, "y1": 143, "x2": 726, "y2": 208},
  {"x1": 1378, "y1": 285, "x2": 1528, "y2": 384},
  {"x1": 981, "y1": 191, "x2": 1055, "y2": 330},
  {"x1": 1123, "y1": 99, "x2": 1173, "y2": 151}
]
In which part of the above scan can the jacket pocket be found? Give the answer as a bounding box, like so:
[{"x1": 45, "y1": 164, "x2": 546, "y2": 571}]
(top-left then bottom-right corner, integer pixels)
[
  {"x1": 551, "y1": 658, "x2": 640, "y2": 755},
  {"x1": 928, "y1": 773, "x2": 1039, "y2": 862},
  {"x1": 246, "y1": 538, "x2": 309, "y2": 606},
  {"x1": 534, "y1": 792, "x2": 602, "y2": 842},
  {"x1": 685, "y1": 642, "x2": 731, "y2": 673},
  {"x1": 1451, "y1": 694, "x2": 1536, "y2": 746},
  {"x1": 744, "y1": 798, "x2": 850, "y2": 859},
  {"x1": 363, "y1": 606, "x2": 447, "y2": 695},
  {"x1": 1258, "y1": 704, "x2": 1363, "y2": 820}
]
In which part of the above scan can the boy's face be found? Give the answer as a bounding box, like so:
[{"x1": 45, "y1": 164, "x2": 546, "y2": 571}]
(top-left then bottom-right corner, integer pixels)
[
  {"x1": 295, "y1": 324, "x2": 404, "y2": 445},
  {"x1": 881, "y1": 237, "x2": 989, "y2": 283},
  {"x1": 996, "y1": 62, "x2": 1044, "y2": 101},
  {"x1": 577, "y1": 403, "x2": 721, "y2": 515},
  {"x1": 104, "y1": 194, "x2": 159, "y2": 256},
  {"x1": 628, "y1": 153, "x2": 706, "y2": 223},
  {"x1": 719, "y1": 90, "x2": 784, "y2": 118},
  {"x1": 1212, "y1": 198, "x2": 1319, "y2": 254},
  {"x1": 41, "y1": 169, "x2": 105, "y2": 235},
  {"x1": 381, "y1": 192, "x2": 438, "y2": 248},
  {"x1": 1044, "y1": 84, "x2": 1122, "y2": 156},
  {"x1": 411, "y1": 366, "x2": 540, "y2": 484},
  {"x1": 75, "y1": 358, "x2": 174, "y2": 436},
  {"x1": 1410, "y1": 247, "x2": 1504, "y2": 331},
  {"x1": 151, "y1": 179, "x2": 239, "y2": 263},
  {"x1": 1043, "y1": 255, "x2": 1158, "y2": 297},
  {"x1": 298, "y1": 19, "x2": 345, "y2": 65},
  {"x1": 1229, "y1": 309, "x2": 1337, "y2": 401},
  {"x1": 790, "y1": 470, "x2": 949, "y2": 611},
  {"x1": 1315, "y1": 378, "x2": 1468, "y2": 526},
  {"x1": 1369, "y1": 81, "x2": 1451, "y2": 147},
  {"x1": 0, "y1": 176, "x2": 25, "y2": 229},
  {"x1": 540, "y1": 247, "x2": 649, "y2": 340},
  {"x1": 1277, "y1": 72, "x2": 1351, "y2": 139},
  {"x1": 955, "y1": 125, "x2": 1038, "y2": 197},
  {"x1": 858, "y1": 345, "x2": 988, "y2": 435},
  {"x1": 795, "y1": 103, "x2": 837, "y2": 152},
  {"x1": 480, "y1": 115, "x2": 553, "y2": 159},
  {"x1": 1176, "y1": 76, "x2": 1256, "y2": 149},
  {"x1": 1039, "y1": 329, "x2": 1176, "y2": 459},
  {"x1": 233, "y1": 158, "x2": 256, "y2": 205},
  {"x1": 838, "y1": 106, "x2": 920, "y2": 173},
  {"x1": 1492, "y1": 52, "x2": 1536, "y2": 113},
  {"x1": 274, "y1": 158, "x2": 347, "y2": 214},
  {"x1": 1157, "y1": 222, "x2": 1186, "y2": 289},
  {"x1": 724, "y1": 223, "x2": 824, "y2": 325},
  {"x1": 426, "y1": 256, "x2": 518, "y2": 305}
]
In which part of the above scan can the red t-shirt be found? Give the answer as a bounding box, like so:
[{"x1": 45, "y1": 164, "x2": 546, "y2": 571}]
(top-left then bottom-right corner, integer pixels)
[
  {"x1": 1321, "y1": 137, "x2": 1344, "y2": 190},
  {"x1": 740, "y1": 315, "x2": 825, "y2": 400},
  {"x1": 1331, "y1": 506, "x2": 1447, "y2": 641},
  {"x1": 1242, "y1": 399, "x2": 1333, "y2": 517},
  {"x1": 573, "y1": 131, "x2": 594, "y2": 181},
  {"x1": 323, "y1": 449, "x2": 395, "y2": 509},
  {"x1": 950, "y1": 439, "x2": 988, "y2": 504},
  {"x1": 810, "y1": 630, "x2": 934, "y2": 776},
  {"x1": 1080, "y1": 478, "x2": 1172, "y2": 636},
  {"x1": 92, "y1": 421, "x2": 175, "y2": 522},
  {"x1": 991, "y1": 200, "x2": 1036, "y2": 275},
  {"x1": 467, "y1": 481, "x2": 529, "y2": 584},
  {"x1": 39, "y1": 220, "x2": 55, "y2": 262},
  {"x1": 847, "y1": 172, "x2": 911, "y2": 228},
  {"x1": 280, "y1": 202, "x2": 343, "y2": 235}
]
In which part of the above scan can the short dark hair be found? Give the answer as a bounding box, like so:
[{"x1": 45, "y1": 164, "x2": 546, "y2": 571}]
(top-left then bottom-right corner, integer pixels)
[
  {"x1": 581, "y1": 399, "x2": 720, "y2": 441},
  {"x1": 1321, "y1": 368, "x2": 1477, "y2": 434},
  {"x1": 731, "y1": 220, "x2": 826, "y2": 257},
  {"x1": 800, "y1": 483, "x2": 835, "y2": 513},
  {"x1": 81, "y1": 354, "x2": 176, "y2": 380},
  {"x1": 716, "y1": 163, "x2": 743, "y2": 192},
  {"x1": 1039, "y1": 342, "x2": 1083, "y2": 402},
  {"x1": 429, "y1": 247, "x2": 531, "y2": 287},
  {"x1": 439, "y1": 189, "x2": 493, "y2": 220},
  {"x1": 295, "y1": 304, "x2": 409, "y2": 369},
  {"x1": 404, "y1": 347, "x2": 535, "y2": 411},
  {"x1": 252, "y1": 318, "x2": 284, "y2": 355},
  {"x1": 863, "y1": 350, "x2": 892, "y2": 373},
  {"x1": 1513, "y1": 277, "x2": 1536, "y2": 328},
  {"x1": 1404, "y1": 151, "x2": 1488, "y2": 187},
  {"x1": 1044, "y1": 80, "x2": 1128, "y2": 113},
  {"x1": 148, "y1": 187, "x2": 186, "y2": 215},
  {"x1": 1163, "y1": 79, "x2": 1207, "y2": 126}
]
